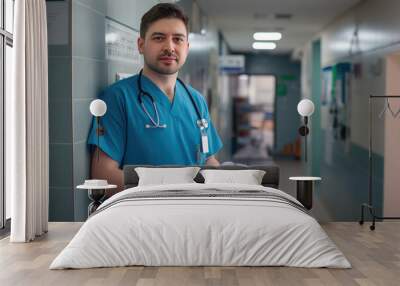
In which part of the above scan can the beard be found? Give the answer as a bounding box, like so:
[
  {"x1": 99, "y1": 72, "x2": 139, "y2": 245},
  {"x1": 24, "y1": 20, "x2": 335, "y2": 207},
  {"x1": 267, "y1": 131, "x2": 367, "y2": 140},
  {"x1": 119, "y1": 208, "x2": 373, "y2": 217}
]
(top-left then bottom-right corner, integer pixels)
[{"x1": 143, "y1": 51, "x2": 183, "y2": 75}]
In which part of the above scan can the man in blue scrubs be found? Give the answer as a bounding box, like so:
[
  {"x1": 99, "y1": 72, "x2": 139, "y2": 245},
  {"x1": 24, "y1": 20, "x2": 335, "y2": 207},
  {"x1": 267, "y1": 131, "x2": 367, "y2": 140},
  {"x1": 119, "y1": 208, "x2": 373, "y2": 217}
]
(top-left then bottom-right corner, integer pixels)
[{"x1": 88, "y1": 3, "x2": 222, "y2": 196}]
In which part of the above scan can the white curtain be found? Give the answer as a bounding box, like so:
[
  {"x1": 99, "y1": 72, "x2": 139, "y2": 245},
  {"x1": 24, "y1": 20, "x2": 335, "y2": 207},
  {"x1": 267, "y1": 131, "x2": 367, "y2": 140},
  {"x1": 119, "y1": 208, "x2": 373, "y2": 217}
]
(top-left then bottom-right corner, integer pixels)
[{"x1": 7, "y1": 0, "x2": 49, "y2": 242}]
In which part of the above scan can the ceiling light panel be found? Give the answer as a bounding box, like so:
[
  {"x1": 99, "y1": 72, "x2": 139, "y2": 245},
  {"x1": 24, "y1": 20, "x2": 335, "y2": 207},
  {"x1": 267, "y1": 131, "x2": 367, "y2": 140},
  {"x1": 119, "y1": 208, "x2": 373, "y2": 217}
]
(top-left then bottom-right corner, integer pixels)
[
  {"x1": 252, "y1": 42, "x2": 277, "y2": 50},
  {"x1": 253, "y1": 32, "x2": 282, "y2": 41}
]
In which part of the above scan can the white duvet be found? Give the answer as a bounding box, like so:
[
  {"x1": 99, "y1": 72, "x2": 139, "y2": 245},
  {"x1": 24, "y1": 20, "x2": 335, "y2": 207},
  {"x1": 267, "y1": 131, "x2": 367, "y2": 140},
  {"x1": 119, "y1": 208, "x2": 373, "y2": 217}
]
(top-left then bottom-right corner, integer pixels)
[{"x1": 50, "y1": 183, "x2": 351, "y2": 269}]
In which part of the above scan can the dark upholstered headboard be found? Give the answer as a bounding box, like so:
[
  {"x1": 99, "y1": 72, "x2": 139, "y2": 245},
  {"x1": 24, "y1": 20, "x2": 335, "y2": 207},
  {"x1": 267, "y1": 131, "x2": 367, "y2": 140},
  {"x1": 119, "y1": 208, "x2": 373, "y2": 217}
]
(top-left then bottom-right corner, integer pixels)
[{"x1": 123, "y1": 164, "x2": 280, "y2": 189}]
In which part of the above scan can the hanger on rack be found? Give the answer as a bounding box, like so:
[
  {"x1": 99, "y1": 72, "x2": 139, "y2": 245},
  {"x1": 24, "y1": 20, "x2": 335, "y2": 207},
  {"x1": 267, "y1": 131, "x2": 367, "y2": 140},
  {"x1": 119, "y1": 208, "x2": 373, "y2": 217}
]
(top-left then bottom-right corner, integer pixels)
[{"x1": 378, "y1": 97, "x2": 400, "y2": 118}]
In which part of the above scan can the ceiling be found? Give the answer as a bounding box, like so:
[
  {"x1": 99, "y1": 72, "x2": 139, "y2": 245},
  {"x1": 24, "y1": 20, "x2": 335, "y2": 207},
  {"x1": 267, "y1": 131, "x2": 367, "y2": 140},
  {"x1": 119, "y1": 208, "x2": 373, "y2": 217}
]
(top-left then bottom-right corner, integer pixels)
[{"x1": 196, "y1": 0, "x2": 361, "y2": 54}]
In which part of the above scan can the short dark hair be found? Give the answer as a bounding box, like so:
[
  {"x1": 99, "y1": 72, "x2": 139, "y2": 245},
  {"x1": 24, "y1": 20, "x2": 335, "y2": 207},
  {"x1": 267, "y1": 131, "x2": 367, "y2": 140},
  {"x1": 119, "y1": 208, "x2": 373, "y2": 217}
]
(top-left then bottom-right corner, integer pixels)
[{"x1": 140, "y1": 3, "x2": 189, "y2": 38}]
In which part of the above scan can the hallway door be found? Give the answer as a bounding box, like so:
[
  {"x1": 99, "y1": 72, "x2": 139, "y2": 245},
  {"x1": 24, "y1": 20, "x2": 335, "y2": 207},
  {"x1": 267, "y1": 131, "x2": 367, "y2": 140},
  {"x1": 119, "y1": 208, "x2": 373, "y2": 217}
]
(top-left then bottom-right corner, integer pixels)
[{"x1": 232, "y1": 74, "x2": 276, "y2": 162}]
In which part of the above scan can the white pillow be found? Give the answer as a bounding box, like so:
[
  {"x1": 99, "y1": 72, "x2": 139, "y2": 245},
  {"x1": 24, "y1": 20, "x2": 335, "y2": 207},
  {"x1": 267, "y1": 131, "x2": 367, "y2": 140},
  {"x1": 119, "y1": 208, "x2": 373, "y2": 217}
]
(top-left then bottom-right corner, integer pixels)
[
  {"x1": 200, "y1": 169, "x2": 266, "y2": 185},
  {"x1": 135, "y1": 167, "x2": 200, "y2": 186}
]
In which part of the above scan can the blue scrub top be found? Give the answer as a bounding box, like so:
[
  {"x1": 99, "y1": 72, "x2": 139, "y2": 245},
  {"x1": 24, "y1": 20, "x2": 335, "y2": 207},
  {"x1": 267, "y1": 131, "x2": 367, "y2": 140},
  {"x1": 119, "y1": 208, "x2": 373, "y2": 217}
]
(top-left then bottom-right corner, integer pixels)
[{"x1": 87, "y1": 74, "x2": 223, "y2": 168}]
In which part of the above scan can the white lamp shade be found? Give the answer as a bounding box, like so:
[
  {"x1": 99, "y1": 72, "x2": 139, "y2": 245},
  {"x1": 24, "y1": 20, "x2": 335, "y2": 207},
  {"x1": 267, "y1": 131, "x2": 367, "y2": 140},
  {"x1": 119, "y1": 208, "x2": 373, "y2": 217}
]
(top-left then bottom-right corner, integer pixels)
[
  {"x1": 297, "y1": 99, "x2": 315, "y2": 117},
  {"x1": 90, "y1": 99, "x2": 107, "y2": 117}
]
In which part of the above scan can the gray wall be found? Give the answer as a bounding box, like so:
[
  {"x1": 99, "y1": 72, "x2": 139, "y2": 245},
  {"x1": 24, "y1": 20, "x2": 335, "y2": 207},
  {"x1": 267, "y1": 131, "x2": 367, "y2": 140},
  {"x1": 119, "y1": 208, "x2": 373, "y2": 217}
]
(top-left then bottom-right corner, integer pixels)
[{"x1": 243, "y1": 53, "x2": 301, "y2": 153}]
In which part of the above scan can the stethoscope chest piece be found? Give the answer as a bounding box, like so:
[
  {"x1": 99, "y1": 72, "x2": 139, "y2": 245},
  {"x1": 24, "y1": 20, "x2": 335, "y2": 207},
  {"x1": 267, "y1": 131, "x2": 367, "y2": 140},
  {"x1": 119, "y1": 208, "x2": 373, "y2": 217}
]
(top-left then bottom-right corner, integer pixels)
[{"x1": 197, "y1": 118, "x2": 208, "y2": 130}]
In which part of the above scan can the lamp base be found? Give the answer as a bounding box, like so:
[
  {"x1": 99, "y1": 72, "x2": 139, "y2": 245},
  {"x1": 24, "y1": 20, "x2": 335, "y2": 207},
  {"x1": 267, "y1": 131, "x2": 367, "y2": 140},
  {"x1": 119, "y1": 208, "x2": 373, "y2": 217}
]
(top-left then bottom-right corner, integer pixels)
[
  {"x1": 298, "y1": 126, "x2": 309, "y2": 136},
  {"x1": 87, "y1": 189, "x2": 106, "y2": 216}
]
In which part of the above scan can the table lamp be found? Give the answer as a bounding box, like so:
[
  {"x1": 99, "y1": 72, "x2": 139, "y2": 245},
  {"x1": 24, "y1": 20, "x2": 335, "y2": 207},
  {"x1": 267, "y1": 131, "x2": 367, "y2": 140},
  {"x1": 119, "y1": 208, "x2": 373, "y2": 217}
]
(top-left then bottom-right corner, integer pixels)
[
  {"x1": 297, "y1": 99, "x2": 315, "y2": 162},
  {"x1": 89, "y1": 99, "x2": 107, "y2": 161}
]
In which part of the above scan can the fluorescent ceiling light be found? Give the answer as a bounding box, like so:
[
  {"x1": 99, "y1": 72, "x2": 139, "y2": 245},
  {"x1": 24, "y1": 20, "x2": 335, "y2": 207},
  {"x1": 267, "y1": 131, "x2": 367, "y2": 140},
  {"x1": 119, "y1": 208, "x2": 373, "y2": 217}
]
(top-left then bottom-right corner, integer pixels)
[
  {"x1": 253, "y1": 32, "x2": 282, "y2": 41},
  {"x1": 252, "y1": 42, "x2": 277, "y2": 50}
]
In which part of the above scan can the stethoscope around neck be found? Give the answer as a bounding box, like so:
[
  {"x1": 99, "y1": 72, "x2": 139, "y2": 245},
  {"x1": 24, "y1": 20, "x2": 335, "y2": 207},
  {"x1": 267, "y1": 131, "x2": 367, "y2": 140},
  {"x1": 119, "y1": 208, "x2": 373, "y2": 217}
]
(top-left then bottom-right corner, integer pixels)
[{"x1": 137, "y1": 69, "x2": 208, "y2": 131}]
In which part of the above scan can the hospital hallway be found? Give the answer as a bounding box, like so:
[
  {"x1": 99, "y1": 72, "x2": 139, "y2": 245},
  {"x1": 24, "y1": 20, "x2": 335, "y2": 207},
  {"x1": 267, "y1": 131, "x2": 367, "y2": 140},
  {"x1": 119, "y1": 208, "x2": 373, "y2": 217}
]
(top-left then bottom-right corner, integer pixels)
[
  {"x1": 2, "y1": 0, "x2": 400, "y2": 229},
  {"x1": 184, "y1": 0, "x2": 400, "y2": 223}
]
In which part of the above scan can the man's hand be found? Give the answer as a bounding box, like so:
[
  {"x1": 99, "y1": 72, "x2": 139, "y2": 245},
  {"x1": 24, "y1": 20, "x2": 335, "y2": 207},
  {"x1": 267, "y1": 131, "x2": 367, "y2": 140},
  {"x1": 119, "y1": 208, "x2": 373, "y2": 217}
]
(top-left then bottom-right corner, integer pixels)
[
  {"x1": 91, "y1": 147, "x2": 123, "y2": 198},
  {"x1": 206, "y1": 155, "x2": 220, "y2": 166}
]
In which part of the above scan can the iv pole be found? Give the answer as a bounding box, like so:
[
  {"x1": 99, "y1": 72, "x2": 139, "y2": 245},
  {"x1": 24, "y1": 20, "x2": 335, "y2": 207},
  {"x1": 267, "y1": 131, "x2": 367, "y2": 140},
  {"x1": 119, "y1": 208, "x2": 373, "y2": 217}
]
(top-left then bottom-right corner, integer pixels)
[{"x1": 359, "y1": 95, "x2": 400, "y2": 230}]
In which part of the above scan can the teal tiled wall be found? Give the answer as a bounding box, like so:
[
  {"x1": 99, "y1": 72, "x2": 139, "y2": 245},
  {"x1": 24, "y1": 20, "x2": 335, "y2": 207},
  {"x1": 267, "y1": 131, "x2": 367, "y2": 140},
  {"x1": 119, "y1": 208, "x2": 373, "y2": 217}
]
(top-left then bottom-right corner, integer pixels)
[
  {"x1": 49, "y1": 187, "x2": 75, "y2": 222},
  {"x1": 311, "y1": 40, "x2": 321, "y2": 177},
  {"x1": 47, "y1": 0, "x2": 73, "y2": 221},
  {"x1": 47, "y1": 0, "x2": 107, "y2": 221},
  {"x1": 48, "y1": 0, "x2": 159, "y2": 221},
  {"x1": 314, "y1": 137, "x2": 383, "y2": 221},
  {"x1": 71, "y1": 0, "x2": 107, "y2": 222}
]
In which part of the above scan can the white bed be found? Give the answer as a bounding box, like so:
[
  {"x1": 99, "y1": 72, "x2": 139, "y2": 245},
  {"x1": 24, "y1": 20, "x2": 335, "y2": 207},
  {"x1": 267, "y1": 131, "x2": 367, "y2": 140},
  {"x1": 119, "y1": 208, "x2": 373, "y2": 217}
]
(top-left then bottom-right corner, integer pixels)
[{"x1": 50, "y1": 183, "x2": 351, "y2": 269}]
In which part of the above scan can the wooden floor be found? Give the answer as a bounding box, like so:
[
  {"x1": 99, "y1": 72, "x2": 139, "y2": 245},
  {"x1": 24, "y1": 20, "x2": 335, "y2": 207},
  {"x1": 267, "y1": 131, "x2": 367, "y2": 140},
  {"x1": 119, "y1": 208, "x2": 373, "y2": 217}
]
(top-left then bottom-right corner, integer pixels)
[{"x1": 0, "y1": 222, "x2": 399, "y2": 286}]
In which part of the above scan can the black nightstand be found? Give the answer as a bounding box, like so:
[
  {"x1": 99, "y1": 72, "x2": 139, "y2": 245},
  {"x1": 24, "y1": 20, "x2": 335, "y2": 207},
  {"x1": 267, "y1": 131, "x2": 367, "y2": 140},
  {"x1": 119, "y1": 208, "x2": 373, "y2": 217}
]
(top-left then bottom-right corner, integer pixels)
[
  {"x1": 77, "y1": 183, "x2": 117, "y2": 216},
  {"x1": 289, "y1": 176, "x2": 321, "y2": 210}
]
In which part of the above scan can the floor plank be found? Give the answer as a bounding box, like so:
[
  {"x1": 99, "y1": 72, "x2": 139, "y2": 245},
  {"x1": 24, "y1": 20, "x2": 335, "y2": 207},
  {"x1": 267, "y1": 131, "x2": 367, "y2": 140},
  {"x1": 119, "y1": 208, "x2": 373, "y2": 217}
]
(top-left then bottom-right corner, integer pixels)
[{"x1": 0, "y1": 222, "x2": 399, "y2": 286}]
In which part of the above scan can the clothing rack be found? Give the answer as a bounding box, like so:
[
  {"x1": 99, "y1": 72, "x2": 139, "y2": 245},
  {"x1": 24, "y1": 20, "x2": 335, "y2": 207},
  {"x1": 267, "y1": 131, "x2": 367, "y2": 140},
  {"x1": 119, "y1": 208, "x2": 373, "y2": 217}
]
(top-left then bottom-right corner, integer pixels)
[{"x1": 359, "y1": 95, "x2": 400, "y2": 230}]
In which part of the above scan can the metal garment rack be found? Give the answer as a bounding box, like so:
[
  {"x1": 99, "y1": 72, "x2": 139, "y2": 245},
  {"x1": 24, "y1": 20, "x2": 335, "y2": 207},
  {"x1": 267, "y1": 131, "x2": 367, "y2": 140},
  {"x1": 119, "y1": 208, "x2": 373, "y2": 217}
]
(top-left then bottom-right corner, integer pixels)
[{"x1": 359, "y1": 95, "x2": 400, "y2": 230}]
